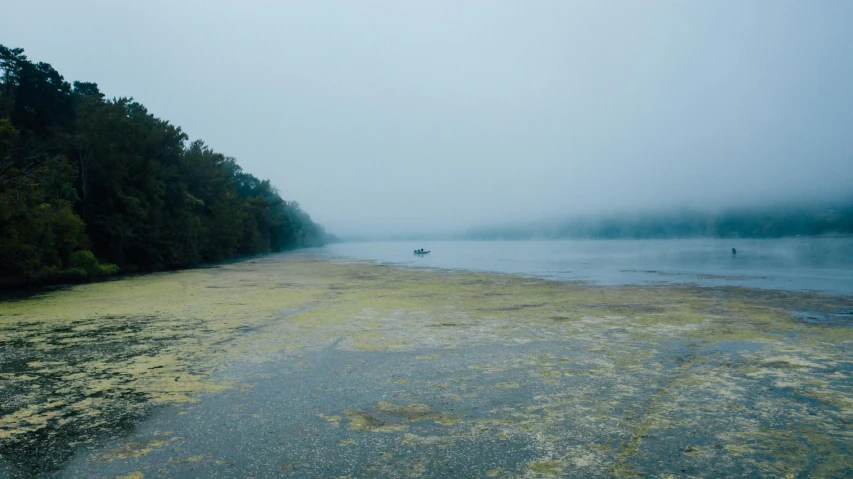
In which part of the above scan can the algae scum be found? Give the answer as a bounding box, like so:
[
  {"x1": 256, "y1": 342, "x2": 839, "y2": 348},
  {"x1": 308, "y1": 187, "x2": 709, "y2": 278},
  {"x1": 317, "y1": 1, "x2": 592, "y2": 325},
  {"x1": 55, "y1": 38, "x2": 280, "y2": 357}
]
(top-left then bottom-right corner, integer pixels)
[{"x1": 1, "y1": 253, "x2": 853, "y2": 478}]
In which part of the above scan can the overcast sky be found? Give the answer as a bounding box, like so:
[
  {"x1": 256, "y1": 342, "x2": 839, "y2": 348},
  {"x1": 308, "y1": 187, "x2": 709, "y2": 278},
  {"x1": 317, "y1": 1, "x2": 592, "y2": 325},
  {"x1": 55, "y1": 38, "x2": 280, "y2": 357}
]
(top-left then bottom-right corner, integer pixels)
[{"x1": 4, "y1": 1, "x2": 853, "y2": 236}]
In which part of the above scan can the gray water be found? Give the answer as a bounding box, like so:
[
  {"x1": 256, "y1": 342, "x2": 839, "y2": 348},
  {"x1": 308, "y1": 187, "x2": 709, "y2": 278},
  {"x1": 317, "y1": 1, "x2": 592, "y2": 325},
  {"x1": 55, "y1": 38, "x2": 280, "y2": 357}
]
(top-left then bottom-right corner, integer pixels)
[{"x1": 320, "y1": 238, "x2": 853, "y2": 294}]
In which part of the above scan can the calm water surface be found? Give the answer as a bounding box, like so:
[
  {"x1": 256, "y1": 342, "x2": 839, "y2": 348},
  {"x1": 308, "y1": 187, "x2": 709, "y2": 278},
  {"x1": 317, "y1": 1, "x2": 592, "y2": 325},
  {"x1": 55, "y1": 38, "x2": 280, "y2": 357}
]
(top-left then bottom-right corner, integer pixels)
[{"x1": 320, "y1": 238, "x2": 853, "y2": 294}]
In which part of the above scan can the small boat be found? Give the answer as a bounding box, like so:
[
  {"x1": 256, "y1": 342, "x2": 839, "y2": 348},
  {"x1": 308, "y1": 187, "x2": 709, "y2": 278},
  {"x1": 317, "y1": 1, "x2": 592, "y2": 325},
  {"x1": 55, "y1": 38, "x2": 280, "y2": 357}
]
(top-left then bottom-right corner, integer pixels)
[{"x1": 414, "y1": 249, "x2": 430, "y2": 255}]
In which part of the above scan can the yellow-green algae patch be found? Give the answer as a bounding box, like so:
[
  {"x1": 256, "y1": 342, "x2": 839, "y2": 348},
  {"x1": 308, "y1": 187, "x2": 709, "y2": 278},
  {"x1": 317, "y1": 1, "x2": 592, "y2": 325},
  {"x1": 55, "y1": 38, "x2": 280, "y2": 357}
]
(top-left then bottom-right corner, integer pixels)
[
  {"x1": 344, "y1": 409, "x2": 407, "y2": 432},
  {"x1": 2, "y1": 252, "x2": 853, "y2": 476},
  {"x1": 528, "y1": 460, "x2": 564, "y2": 475},
  {"x1": 96, "y1": 435, "x2": 181, "y2": 462},
  {"x1": 314, "y1": 413, "x2": 341, "y2": 428}
]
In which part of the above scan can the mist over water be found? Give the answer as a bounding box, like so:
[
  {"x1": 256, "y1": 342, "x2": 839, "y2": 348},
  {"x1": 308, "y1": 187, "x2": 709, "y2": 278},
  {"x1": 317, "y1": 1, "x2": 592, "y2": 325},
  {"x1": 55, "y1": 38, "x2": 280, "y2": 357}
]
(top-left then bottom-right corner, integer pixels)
[
  {"x1": 5, "y1": 1, "x2": 853, "y2": 236},
  {"x1": 320, "y1": 238, "x2": 853, "y2": 294}
]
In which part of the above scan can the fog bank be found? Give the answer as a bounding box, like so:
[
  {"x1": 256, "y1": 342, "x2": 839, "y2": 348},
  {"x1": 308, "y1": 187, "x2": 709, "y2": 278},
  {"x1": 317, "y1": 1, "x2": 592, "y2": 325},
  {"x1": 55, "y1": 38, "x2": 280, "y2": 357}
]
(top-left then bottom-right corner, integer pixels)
[{"x1": 4, "y1": 1, "x2": 853, "y2": 236}]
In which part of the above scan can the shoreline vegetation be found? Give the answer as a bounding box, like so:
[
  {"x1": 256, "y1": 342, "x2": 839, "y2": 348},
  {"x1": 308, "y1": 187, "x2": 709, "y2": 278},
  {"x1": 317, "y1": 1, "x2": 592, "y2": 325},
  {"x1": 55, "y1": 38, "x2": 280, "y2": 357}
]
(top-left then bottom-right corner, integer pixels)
[
  {"x1": 465, "y1": 205, "x2": 853, "y2": 241},
  {"x1": 1, "y1": 254, "x2": 852, "y2": 476},
  {"x1": 0, "y1": 45, "x2": 326, "y2": 288}
]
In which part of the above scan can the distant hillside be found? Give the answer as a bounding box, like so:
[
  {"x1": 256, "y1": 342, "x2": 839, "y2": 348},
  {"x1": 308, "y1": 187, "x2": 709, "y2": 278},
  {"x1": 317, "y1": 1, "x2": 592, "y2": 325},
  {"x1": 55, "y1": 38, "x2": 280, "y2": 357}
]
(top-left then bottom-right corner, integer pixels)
[
  {"x1": 466, "y1": 203, "x2": 853, "y2": 240},
  {"x1": 1, "y1": 45, "x2": 327, "y2": 286}
]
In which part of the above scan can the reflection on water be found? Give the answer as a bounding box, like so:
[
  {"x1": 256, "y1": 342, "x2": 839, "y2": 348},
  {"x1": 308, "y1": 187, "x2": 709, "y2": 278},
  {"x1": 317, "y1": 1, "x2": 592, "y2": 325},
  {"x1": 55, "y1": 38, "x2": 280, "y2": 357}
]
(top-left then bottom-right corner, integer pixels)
[{"x1": 320, "y1": 238, "x2": 853, "y2": 294}]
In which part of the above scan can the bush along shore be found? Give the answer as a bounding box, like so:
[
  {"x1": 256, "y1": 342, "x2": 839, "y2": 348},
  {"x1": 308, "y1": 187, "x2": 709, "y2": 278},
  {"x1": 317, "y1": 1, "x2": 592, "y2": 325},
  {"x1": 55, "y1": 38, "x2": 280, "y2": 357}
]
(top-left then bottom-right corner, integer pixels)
[{"x1": 0, "y1": 45, "x2": 327, "y2": 288}]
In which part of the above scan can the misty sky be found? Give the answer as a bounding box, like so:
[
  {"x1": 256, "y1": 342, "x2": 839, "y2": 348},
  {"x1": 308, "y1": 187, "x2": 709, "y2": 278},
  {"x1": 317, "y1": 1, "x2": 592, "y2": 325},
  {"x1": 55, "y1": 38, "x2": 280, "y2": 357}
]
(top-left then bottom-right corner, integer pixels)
[{"x1": 4, "y1": 1, "x2": 853, "y2": 236}]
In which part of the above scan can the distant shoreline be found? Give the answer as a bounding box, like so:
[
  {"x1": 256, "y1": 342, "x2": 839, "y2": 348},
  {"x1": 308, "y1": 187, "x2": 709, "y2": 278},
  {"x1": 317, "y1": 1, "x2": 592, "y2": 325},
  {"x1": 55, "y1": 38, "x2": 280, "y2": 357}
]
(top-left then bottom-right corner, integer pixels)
[{"x1": 336, "y1": 234, "x2": 853, "y2": 242}]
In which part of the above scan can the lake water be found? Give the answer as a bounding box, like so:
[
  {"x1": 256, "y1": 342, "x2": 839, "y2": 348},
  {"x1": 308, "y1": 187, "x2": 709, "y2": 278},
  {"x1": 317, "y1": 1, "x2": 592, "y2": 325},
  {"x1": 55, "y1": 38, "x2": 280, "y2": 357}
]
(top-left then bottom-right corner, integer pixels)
[{"x1": 319, "y1": 238, "x2": 853, "y2": 294}]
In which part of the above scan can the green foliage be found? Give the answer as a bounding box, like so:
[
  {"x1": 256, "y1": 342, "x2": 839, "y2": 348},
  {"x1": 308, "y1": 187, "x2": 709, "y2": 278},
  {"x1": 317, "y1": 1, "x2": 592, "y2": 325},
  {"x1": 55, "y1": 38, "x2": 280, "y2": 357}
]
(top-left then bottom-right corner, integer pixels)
[
  {"x1": 67, "y1": 250, "x2": 118, "y2": 277},
  {"x1": 0, "y1": 44, "x2": 326, "y2": 286},
  {"x1": 0, "y1": 117, "x2": 89, "y2": 281}
]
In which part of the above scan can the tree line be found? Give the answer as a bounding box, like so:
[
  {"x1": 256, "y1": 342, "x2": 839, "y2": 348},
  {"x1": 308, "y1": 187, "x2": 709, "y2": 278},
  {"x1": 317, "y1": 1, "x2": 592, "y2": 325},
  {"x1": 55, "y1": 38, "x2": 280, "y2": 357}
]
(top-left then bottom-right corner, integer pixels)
[
  {"x1": 1, "y1": 45, "x2": 326, "y2": 286},
  {"x1": 466, "y1": 204, "x2": 853, "y2": 241}
]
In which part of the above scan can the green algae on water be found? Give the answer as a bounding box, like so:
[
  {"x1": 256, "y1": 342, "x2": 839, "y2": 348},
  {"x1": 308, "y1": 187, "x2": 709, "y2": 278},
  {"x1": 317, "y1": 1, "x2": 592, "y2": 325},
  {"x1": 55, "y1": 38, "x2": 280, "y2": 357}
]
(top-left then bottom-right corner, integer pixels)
[{"x1": 2, "y1": 252, "x2": 853, "y2": 477}]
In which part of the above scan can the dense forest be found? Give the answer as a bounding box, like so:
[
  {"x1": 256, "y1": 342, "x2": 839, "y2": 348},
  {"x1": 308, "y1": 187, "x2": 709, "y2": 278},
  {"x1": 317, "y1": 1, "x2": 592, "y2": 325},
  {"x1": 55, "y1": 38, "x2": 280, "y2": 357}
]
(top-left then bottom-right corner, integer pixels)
[
  {"x1": 0, "y1": 45, "x2": 326, "y2": 286},
  {"x1": 467, "y1": 203, "x2": 853, "y2": 241}
]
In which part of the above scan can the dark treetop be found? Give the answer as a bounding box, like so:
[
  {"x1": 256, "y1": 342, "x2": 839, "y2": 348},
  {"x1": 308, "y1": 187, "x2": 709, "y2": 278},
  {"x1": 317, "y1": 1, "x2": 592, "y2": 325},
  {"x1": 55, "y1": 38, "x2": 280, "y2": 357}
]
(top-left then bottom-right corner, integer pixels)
[{"x1": 0, "y1": 45, "x2": 327, "y2": 286}]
